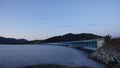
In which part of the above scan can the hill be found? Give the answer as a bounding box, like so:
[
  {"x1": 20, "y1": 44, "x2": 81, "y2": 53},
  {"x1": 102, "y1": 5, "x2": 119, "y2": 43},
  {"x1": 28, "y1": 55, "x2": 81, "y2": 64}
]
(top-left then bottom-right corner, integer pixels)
[
  {"x1": 0, "y1": 33, "x2": 103, "y2": 44},
  {"x1": 0, "y1": 36, "x2": 28, "y2": 44},
  {"x1": 43, "y1": 33, "x2": 103, "y2": 43}
]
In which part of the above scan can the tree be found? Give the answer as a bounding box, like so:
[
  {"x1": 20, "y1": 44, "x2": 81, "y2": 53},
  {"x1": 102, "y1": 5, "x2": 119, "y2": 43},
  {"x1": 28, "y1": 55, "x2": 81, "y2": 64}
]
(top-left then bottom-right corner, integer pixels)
[{"x1": 104, "y1": 35, "x2": 112, "y2": 43}]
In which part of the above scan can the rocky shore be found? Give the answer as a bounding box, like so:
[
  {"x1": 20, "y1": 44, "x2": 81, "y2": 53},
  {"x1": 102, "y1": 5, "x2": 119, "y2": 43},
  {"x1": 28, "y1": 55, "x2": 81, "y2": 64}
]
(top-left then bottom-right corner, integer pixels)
[
  {"x1": 18, "y1": 64, "x2": 91, "y2": 68},
  {"x1": 88, "y1": 45, "x2": 120, "y2": 67}
]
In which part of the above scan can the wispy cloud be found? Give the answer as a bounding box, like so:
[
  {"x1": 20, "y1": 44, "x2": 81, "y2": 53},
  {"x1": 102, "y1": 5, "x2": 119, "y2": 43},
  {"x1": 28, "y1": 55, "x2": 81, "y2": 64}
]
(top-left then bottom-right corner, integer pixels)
[
  {"x1": 88, "y1": 23, "x2": 113, "y2": 26},
  {"x1": 59, "y1": 25, "x2": 73, "y2": 28},
  {"x1": 88, "y1": 24, "x2": 97, "y2": 26}
]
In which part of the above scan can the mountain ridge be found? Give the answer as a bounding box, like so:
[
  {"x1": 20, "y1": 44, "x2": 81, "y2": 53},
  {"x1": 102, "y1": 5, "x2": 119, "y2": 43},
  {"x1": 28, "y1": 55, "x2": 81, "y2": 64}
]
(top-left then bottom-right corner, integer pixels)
[
  {"x1": 0, "y1": 36, "x2": 28, "y2": 44},
  {"x1": 42, "y1": 33, "x2": 103, "y2": 43},
  {"x1": 0, "y1": 33, "x2": 103, "y2": 44}
]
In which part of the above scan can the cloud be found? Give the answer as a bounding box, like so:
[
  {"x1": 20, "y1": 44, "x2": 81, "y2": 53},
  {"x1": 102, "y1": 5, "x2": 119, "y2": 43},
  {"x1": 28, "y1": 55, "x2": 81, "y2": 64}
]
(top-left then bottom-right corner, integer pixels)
[
  {"x1": 88, "y1": 24, "x2": 112, "y2": 26},
  {"x1": 59, "y1": 25, "x2": 73, "y2": 28},
  {"x1": 88, "y1": 24, "x2": 97, "y2": 26}
]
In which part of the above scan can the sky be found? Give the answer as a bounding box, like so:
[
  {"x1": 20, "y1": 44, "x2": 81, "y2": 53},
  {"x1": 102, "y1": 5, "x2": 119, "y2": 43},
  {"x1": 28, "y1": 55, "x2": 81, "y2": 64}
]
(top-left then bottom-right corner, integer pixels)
[{"x1": 0, "y1": 0, "x2": 120, "y2": 40}]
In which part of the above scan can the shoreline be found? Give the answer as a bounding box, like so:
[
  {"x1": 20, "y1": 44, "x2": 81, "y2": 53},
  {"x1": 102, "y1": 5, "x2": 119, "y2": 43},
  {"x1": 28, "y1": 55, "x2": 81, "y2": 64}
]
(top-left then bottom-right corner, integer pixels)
[{"x1": 17, "y1": 64, "x2": 92, "y2": 68}]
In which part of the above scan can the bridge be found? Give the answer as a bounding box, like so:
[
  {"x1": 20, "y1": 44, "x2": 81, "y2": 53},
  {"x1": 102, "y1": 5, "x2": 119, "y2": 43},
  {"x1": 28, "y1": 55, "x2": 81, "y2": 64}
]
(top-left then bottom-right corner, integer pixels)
[{"x1": 48, "y1": 38, "x2": 104, "y2": 50}]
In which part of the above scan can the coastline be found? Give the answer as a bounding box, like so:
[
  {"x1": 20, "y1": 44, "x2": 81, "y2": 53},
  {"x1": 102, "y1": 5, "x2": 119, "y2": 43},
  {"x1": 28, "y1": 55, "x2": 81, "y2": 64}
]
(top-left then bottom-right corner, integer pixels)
[
  {"x1": 17, "y1": 64, "x2": 92, "y2": 68},
  {"x1": 88, "y1": 45, "x2": 120, "y2": 68}
]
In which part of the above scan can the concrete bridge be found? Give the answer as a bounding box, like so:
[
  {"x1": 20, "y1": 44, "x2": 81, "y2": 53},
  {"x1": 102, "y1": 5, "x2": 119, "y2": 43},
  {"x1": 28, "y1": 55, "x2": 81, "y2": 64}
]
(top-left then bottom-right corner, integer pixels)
[{"x1": 48, "y1": 38, "x2": 104, "y2": 50}]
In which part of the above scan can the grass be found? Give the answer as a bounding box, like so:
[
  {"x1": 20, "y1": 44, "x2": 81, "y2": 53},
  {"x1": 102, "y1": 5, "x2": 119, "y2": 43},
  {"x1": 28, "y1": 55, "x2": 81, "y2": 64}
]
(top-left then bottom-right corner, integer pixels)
[
  {"x1": 17, "y1": 64, "x2": 94, "y2": 68},
  {"x1": 105, "y1": 38, "x2": 120, "y2": 46}
]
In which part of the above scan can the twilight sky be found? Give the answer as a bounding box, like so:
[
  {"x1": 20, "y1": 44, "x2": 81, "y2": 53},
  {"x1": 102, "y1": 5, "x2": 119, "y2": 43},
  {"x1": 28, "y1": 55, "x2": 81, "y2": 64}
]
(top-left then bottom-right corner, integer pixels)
[{"x1": 0, "y1": 0, "x2": 120, "y2": 40}]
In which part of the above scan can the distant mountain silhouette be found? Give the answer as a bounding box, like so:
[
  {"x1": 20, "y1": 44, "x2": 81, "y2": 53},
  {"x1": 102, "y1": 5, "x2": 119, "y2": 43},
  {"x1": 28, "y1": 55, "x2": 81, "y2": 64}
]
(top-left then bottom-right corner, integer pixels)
[
  {"x1": 0, "y1": 36, "x2": 28, "y2": 44},
  {"x1": 0, "y1": 33, "x2": 103, "y2": 44},
  {"x1": 43, "y1": 33, "x2": 103, "y2": 43}
]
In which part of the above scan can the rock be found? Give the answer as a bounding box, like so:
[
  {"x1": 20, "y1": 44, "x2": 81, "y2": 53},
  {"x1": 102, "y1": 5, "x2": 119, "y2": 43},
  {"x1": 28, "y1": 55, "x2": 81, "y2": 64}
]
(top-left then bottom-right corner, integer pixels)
[{"x1": 88, "y1": 45, "x2": 120, "y2": 64}]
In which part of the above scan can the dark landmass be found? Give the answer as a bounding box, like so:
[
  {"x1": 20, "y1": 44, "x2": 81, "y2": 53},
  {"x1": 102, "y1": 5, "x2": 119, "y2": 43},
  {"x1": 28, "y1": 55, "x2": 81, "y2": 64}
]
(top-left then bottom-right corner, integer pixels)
[
  {"x1": 0, "y1": 33, "x2": 103, "y2": 44},
  {"x1": 0, "y1": 36, "x2": 28, "y2": 44},
  {"x1": 18, "y1": 64, "x2": 92, "y2": 68},
  {"x1": 27, "y1": 40, "x2": 43, "y2": 44},
  {"x1": 42, "y1": 33, "x2": 103, "y2": 43}
]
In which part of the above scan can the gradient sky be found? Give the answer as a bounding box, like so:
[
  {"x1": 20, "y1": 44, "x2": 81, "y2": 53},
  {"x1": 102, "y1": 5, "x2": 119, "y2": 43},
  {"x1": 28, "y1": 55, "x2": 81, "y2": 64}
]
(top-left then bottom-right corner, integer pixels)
[{"x1": 0, "y1": 0, "x2": 120, "y2": 40}]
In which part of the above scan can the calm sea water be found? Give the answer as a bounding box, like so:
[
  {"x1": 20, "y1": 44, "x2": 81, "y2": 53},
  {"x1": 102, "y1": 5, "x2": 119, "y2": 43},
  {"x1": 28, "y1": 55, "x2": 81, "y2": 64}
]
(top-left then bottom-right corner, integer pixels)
[{"x1": 0, "y1": 45, "x2": 105, "y2": 68}]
